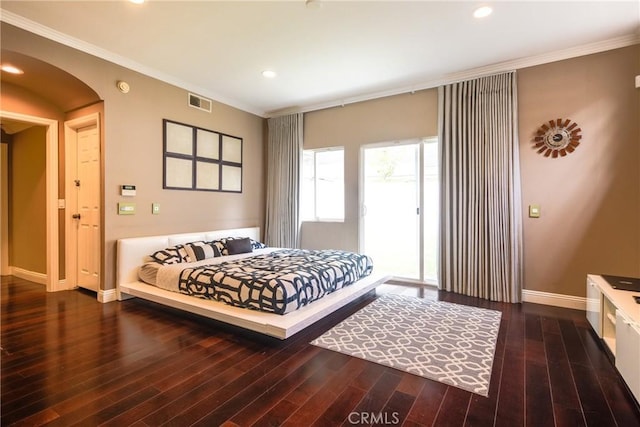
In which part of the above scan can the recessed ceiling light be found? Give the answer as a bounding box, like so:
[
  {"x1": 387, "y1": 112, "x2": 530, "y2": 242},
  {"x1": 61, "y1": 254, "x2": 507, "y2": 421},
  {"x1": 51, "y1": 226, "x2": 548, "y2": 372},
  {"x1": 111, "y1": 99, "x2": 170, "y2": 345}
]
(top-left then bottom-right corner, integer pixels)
[
  {"x1": 473, "y1": 6, "x2": 493, "y2": 19},
  {"x1": 262, "y1": 70, "x2": 277, "y2": 79},
  {"x1": 1, "y1": 64, "x2": 24, "y2": 74},
  {"x1": 130, "y1": 0, "x2": 145, "y2": 4}
]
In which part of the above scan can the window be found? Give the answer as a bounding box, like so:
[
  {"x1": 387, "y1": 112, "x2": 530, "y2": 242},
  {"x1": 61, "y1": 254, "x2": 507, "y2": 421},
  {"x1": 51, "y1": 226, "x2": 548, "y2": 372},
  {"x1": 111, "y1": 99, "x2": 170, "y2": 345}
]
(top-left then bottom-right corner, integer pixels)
[{"x1": 301, "y1": 148, "x2": 344, "y2": 221}]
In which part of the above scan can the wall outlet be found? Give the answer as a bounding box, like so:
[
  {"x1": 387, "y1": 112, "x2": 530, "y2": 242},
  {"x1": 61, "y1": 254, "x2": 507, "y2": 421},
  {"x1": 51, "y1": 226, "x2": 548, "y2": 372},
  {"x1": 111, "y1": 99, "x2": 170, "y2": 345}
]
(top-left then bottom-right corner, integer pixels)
[{"x1": 152, "y1": 203, "x2": 160, "y2": 215}]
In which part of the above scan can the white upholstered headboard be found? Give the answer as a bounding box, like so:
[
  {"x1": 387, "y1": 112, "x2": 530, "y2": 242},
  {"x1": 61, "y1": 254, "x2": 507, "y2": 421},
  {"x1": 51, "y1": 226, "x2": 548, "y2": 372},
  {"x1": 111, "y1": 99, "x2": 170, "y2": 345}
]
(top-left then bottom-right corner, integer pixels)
[{"x1": 116, "y1": 227, "x2": 260, "y2": 290}]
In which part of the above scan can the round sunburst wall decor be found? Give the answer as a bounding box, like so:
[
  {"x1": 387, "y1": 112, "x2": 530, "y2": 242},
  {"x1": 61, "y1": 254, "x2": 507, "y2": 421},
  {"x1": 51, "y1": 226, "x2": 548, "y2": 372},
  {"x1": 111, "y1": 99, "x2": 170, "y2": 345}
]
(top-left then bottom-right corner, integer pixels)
[{"x1": 533, "y1": 118, "x2": 582, "y2": 158}]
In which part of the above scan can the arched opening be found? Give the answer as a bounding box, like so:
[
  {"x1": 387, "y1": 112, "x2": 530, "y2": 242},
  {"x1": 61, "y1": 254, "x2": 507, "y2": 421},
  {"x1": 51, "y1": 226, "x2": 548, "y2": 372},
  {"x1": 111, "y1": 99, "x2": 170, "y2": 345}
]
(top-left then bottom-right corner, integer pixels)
[{"x1": 1, "y1": 50, "x2": 103, "y2": 293}]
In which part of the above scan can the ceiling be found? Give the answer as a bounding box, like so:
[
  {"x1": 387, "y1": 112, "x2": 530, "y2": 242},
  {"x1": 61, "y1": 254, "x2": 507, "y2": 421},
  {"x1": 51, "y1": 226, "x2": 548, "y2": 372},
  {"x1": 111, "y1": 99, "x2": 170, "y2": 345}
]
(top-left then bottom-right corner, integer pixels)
[
  {"x1": 1, "y1": 118, "x2": 36, "y2": 136},
  {"x1": 1, "y1": 50, "x2": 101, "y2": 113},
  {"x1": 1, "y1": 1, "x2": 639, "y2": 117}
]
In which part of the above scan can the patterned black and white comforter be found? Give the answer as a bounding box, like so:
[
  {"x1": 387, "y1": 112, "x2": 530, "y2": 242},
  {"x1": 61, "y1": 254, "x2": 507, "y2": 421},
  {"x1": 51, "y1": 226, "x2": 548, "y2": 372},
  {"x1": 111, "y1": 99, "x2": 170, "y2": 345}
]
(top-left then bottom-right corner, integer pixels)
[{"x1": 175, "y1": 249, "x2": 373, "y2": 314}]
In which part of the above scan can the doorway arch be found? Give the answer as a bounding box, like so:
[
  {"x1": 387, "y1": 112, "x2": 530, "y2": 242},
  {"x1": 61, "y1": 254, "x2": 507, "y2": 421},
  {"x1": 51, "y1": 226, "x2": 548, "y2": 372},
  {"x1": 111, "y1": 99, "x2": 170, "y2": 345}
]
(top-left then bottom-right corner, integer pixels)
[{"x1": 0, "y1": 50, "x2": 102, "y2": 293}]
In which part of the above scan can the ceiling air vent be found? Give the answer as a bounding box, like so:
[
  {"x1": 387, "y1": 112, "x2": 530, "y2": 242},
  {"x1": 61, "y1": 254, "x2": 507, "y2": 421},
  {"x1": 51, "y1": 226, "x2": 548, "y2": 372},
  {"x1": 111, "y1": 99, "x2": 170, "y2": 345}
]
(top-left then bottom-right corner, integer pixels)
[{"x1": 188, "y1": 93, "x2": 212, "y2": 113}]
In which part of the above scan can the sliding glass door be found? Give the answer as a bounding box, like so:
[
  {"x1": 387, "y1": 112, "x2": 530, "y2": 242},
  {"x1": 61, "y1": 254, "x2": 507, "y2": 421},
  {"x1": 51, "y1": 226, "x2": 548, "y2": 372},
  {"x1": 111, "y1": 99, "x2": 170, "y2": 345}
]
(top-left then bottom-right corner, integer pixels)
[
  {"x1": 422, "y1": 139, "x2": 438, "y2": 282},
  {"x1": 361, "y1": 138, "x2": 438, "y2": 283},
  {"x1": 362, "y1": 143, "x2": 420, "y2": 279}
]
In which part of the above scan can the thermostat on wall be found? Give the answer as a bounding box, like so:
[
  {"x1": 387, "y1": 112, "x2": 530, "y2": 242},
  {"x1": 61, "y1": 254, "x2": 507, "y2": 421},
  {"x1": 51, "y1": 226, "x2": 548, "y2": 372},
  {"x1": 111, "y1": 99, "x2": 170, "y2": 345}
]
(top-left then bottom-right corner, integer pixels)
[{"x1": 121, "y1": 185, "x2": 136, "y2": 197}]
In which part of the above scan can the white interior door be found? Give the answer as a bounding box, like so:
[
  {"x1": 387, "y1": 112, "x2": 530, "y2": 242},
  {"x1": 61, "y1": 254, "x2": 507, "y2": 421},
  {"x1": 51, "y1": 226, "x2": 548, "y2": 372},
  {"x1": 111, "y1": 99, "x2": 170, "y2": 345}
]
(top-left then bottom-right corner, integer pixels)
[
  {"x1": 74, "y1": 124, "x2": 100, "y2": 291},
  {"x1": 362, "y1": 142, "x2": 421, "y2": 280},
  {"x1": 1, "y1": 143, "x2": 9, "y2": 275}
]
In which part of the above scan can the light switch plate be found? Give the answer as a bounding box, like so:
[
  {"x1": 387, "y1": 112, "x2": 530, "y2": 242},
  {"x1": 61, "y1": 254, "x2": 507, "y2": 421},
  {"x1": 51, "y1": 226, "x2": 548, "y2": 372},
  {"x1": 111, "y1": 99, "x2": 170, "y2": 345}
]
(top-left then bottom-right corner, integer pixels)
[
  {"x1": 152, "y1": 203, "x2": 160, "y2": 214},
  {"x1": 529, "y1": 204, "x2": 540, "y2": 218},
  {"x1": 118, "y1": 202, "x2": 136, "y2": 215}
]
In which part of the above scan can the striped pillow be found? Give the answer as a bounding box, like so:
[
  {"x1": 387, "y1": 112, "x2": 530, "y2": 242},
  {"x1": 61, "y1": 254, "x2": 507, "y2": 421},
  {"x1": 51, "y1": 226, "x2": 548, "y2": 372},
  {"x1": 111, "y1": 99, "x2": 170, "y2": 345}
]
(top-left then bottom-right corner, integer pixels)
[{"x1": 184, "y1": 241, "x2": 221, "y2": 262}]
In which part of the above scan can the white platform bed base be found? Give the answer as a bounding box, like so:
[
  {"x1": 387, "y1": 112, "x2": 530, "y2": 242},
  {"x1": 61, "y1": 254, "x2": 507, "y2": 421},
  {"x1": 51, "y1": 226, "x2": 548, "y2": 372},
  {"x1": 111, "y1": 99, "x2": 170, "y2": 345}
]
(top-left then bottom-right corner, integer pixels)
[{"x1": 117, "y1": 227, "x2": 388, "y2": 339}]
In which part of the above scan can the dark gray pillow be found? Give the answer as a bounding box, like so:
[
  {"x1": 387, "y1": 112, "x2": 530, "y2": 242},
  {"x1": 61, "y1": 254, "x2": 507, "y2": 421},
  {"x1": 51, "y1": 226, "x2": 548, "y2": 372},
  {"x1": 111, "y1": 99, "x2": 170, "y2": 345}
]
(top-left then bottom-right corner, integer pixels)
[{"x1": 226, "y1": 237, "x2": 253, "y2": 255}]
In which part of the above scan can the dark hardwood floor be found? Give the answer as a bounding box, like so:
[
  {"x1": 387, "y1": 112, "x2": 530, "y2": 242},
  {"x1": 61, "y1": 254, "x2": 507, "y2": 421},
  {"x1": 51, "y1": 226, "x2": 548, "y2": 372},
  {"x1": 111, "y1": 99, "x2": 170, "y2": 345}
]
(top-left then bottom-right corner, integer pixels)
[{"x1": 2, "y1": 276, "x2": 639, "y2": 427}]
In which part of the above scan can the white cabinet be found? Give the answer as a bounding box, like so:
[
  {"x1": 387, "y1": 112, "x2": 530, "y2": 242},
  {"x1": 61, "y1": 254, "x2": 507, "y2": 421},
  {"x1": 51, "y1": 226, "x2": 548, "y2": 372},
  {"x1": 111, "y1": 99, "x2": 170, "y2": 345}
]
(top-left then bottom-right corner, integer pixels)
[
  {"x1": 616, "y1": 309, "x2": 640, "y2": 402},
  {"x1": 602, "y1": 297, "x2": 618, "y2": 354},
  {"x1": 586, "y1": 274, "x2": 640, "y2": 404},
  {"x1": 586, "y1": 277, "x2": 603, "y2": 338}
]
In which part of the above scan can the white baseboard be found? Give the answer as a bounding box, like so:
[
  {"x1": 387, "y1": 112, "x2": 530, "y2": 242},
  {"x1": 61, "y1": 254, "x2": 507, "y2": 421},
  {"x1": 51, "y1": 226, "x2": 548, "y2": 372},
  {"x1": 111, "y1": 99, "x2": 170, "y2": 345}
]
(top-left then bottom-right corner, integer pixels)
[
  {"x1": 522, "y1": 289, "x2": 586, "y2": 311},
  {"x1": 98, "y1": 289, "x2": 117, "y2": 303},
  {"x1": 12, "y1": 267, "x2": 47, "y2": 285},
  {"x1": 8, "y1": 271, "x2": 114, "y2": 303}
]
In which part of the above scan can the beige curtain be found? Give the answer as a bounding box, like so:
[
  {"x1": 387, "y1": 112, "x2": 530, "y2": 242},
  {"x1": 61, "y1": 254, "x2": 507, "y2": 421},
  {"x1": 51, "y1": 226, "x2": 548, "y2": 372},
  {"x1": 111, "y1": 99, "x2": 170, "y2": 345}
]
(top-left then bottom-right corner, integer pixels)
[
  {"x1": 438, "y1": 72, "x2": 523, "y2": 302},
  {"x1": 265, "y1": 113, "x2": 303, "y2": 248}
]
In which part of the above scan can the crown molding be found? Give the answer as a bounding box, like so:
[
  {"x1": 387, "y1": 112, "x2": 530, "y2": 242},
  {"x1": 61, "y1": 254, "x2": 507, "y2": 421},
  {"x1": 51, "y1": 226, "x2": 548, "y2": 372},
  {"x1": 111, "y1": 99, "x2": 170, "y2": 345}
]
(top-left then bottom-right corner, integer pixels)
[
  {"x1": 0, "y1": 9, "x2": 267, "y2": 117},
  {"x1": 3, "y1": 8, "x2": 637, "y2": 119},
  {"x1": 268, "y1": 33, "x2": 640, "y2": 117}
]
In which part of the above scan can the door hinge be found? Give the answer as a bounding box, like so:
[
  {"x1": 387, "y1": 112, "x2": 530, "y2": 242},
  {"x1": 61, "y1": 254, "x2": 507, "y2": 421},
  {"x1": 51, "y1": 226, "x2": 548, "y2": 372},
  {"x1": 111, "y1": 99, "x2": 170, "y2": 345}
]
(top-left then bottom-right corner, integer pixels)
[{"x1": 74, "y1": 179, "x2": 80, "y2": 187}]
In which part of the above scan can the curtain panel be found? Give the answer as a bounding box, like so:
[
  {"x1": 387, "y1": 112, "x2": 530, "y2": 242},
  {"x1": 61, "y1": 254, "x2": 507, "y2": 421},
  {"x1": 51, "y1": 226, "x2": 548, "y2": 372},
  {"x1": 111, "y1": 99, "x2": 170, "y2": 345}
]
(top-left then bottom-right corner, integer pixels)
[
  {"x1": 265, "y1": 113, "x2": 303, "y2": 248},
  {"x1": 438, "y1": 72, "x2": 523, "y2": 303}
]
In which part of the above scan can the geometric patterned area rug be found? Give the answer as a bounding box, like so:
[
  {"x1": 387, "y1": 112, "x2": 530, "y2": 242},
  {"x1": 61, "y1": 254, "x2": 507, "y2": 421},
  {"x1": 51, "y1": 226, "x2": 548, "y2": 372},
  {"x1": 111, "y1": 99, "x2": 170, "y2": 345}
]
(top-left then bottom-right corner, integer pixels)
[{"x1": 310, "y1": 294, "x2": 502, "y2": 397}]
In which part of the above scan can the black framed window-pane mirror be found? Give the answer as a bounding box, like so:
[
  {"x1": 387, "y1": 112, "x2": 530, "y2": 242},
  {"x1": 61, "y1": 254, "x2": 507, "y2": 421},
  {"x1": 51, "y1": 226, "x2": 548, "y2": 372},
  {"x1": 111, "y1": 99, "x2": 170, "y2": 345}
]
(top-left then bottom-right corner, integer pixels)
[{"x1": 163, "y1": 119, "x2": 243, "y2": 193}]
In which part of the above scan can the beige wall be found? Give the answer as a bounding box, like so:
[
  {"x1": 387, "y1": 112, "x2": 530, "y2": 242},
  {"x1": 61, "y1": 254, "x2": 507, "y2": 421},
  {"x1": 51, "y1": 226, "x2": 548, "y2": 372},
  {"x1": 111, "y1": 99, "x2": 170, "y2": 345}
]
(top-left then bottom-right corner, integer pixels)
[
  {"x1": 302, "y1": 90, "x2": 439, "y2": 251},
  {"x1": 303, "y1": 45, "x2": 640, "y2": 298},
  {"x1": 9, "y1": 126, "x2": 47, "y2": 273},
  {"x1": 518, "y1": 45, "x2": 640, "y2": 297},
  {"x1": 2, "y1": 24, "x2": 266, "y2": 291},
  {"x1": 100, "y1": 61, "x2": 265, "y2": 292}
]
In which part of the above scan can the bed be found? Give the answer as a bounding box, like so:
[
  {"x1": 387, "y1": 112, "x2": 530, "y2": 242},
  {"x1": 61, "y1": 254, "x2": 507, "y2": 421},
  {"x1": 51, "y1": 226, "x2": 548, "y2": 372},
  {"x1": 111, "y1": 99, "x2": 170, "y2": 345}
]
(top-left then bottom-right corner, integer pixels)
[{"x1": 117, "y1": 227, "x2": 389, "y2": 339}]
